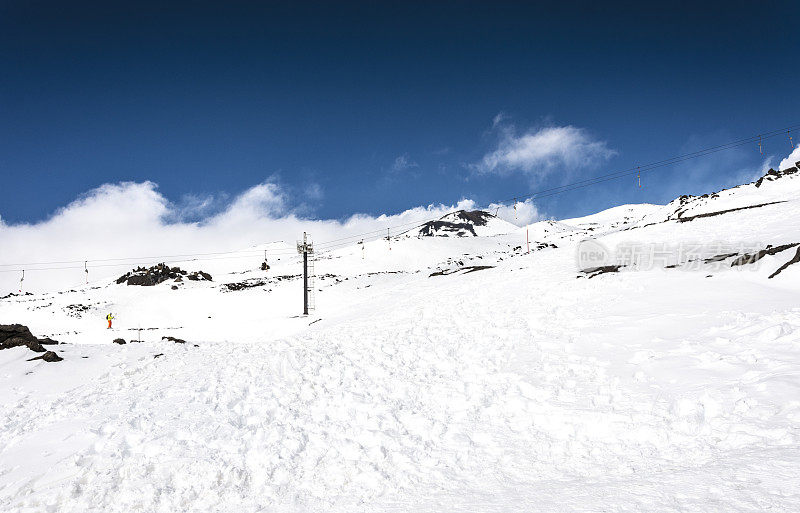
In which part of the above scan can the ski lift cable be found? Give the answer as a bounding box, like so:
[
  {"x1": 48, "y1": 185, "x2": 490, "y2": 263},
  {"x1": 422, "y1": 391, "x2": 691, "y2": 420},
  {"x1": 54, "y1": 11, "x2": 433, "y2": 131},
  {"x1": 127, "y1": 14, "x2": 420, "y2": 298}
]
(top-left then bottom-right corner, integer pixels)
[
  {"x1": 0, "y1": 252, "x2": 305, "y2": 274},
  {"x1": 0, "y1": 247, "x2": 299, "y2": 269}
]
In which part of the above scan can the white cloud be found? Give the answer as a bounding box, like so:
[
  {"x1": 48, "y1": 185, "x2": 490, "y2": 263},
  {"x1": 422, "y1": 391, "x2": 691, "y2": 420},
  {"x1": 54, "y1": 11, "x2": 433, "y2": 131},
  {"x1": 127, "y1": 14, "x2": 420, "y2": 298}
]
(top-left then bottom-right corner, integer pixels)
[
  {"x1": 476, "y1": 123, "x2": 615, "y2": 179},
  {"x1": 0, "y1": 181, "x2": 535, "y2": 292},
  {"x1": 487, "y1": 198, "x2": 540, "y2": 226}
]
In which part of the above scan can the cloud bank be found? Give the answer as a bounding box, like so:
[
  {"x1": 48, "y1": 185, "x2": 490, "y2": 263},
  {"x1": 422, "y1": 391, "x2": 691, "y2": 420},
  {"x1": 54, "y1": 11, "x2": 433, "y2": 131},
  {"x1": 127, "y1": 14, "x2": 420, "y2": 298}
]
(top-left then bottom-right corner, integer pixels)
[
  {"x1": 476, "y1": 123, "x2": 616, "y2": 179},
  {"x1": 0, "y1": 181, "x2": 537, "y2": 292}
]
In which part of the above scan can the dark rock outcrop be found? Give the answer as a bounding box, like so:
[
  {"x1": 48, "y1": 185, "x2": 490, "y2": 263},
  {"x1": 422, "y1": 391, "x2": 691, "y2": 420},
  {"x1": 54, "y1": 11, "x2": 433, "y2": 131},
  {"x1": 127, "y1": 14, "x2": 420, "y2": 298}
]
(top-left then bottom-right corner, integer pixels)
[
  {"x1": 186, "y1": 271, "x2": 212, "y2": 282},
  {"x1": 116, "y1": 264, "x2": 212, "y2": 286},
  {"x1": 754, "y1": 165, "x2": 799, "y2": 188},
  {"x1": 162, "y1": 336, "x2": 187, "y2": 344},
  {"x1": 224, "y1": 279, "x2": 267, "y2": 291},
  {"x1": 1, "y1": 324, "x2": 63, "y2": 361},
  {"x1": 0, "y1": 324, "x2": 58, "y2": 353},
  {"x1": 429, "y1": 265, "x2": 495, "y2": 277},
  {"x1": 65, "y1": 304, "x2": 90, "y2": 318},
  {"x1": 580, "y1": 265, "x2": 624, "y2": 279},
  {"x1": 113, "y1": 338, "x2": 127, "y2": 345},
  {"x1": 730, "y1": 243, "x2": 800, "y2": 267},
  {"x1": 769, "y1": 247, "x2": 800, "y2": 279},
  {"x1": 27, "y1": 351, "x2": 63, "y2": 362},
  {"x1": 0, "y1": 292, "x2": 34, "y2": 300},
  {"x1": 676, "y1": 201, "x2": 786, "y2": 223}
]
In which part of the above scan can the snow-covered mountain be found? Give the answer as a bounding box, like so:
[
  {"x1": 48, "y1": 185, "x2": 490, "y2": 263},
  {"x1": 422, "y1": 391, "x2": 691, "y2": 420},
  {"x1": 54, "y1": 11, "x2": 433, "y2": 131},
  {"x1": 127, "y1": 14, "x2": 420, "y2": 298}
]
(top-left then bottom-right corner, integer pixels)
[
  {"x1": 409, "y1": 209, "x2": 517, "y2": 237},
  {"x1": 2, "y1": 162, "x2": 800, "y2": 512}
]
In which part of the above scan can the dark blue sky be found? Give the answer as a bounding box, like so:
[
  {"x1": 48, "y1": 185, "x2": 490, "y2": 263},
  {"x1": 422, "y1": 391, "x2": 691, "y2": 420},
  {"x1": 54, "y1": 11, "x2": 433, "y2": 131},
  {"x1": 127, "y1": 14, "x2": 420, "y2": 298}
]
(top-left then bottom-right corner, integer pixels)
[{"x1": 1, "y1": 1, "x2": 798, "y2": 224}]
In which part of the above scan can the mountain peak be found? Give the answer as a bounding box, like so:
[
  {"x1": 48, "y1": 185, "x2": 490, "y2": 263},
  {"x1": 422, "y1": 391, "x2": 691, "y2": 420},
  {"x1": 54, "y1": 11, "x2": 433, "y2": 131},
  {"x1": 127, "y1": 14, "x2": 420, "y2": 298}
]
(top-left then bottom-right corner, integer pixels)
[{"x1": 416, "y1": 210, "x2": 516, "y2": 237}]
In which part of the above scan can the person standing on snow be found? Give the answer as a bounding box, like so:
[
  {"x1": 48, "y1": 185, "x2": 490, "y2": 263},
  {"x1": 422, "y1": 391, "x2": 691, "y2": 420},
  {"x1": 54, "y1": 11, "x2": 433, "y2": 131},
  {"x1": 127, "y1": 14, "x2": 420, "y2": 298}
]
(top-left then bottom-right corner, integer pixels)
[{"x1": 106, "y1": 313, "x2": 115, "y2": 329}]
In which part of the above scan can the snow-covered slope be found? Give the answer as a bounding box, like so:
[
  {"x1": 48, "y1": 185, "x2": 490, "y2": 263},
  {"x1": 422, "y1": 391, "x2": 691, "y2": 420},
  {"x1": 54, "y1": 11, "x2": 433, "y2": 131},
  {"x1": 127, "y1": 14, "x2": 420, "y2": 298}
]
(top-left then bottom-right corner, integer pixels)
[
  {"x1": 559, "y1": 203, "x2": 663, "y2": 231},
  {"x1": 2, "y1": 165, "x2": 800, "y2": 512}
]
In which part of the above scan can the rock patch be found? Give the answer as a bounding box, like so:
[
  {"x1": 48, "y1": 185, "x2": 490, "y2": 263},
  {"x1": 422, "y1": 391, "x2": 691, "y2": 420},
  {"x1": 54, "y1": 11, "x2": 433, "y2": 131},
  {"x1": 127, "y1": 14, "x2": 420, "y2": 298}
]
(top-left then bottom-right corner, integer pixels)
[
  {"x1": 27, "y1": 351, "x2": 63, "y2": 362},
  {"x1": 116, "y1": 263, "x2": 212, "y2": 287},
  {"x1": 162, "y1": 336, "x2": 187, "y2": 344},
  {"x1": 730, "y1": 243, "x2": 800, "y2": 267},
  {"x1": 429, "y1": 265, "x2": 495, "y2": 277},
  {"x1": 754, "y1": 165, "x2": 799, "y2": 188},
  {"x1": 0, "y1": 324, "x2": 63, "y2": 361},
  {"x1": 580, "y1": 265, "x2": 624, "y2": 279},
  {"x1": 677, "y1": 201, "x2": 786, "y2": 223},
  {"x1": 769, "y1": 247, "x2": 800, "y2": 279}
]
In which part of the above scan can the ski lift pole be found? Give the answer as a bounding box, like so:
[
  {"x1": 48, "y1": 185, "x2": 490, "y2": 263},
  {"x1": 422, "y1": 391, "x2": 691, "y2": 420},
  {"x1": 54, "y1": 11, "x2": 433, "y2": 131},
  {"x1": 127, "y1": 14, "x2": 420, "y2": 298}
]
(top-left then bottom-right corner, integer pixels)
[
  {"x1": 296, "y1": 232, "x2": 313, "y2": 315},
  {"x1": 526, "y1": 225, "x2": 530, "y2": 254},
  {"x1": 790, "y1": 129, "x2": 795, "y2": 149},
  {"x1": 19, "y1": 269, "x2": 24, "y2": 293},
  {"x1": 85, "y1": 260, "x2": 89, "y2": 284}
]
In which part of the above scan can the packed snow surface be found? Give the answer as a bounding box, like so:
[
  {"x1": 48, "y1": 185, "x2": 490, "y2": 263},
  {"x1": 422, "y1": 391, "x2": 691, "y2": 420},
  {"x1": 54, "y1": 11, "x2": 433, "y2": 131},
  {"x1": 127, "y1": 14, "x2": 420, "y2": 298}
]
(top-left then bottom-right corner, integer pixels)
[{"x1": 2, "y1": 168, "x2": 800, "y2": 511}]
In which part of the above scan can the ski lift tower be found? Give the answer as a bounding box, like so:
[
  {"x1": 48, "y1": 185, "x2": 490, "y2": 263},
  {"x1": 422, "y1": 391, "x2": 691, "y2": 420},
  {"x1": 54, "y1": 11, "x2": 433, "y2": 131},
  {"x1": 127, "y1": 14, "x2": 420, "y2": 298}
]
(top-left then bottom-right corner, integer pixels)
[{"x1": 297, "y1": 232, "x2": 315, "y2": 315}]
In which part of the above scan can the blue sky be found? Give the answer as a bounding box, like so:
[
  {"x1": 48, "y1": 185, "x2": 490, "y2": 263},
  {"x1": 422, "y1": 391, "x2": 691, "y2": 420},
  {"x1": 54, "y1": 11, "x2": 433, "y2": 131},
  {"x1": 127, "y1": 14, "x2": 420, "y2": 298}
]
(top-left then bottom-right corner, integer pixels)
[{"x1": 1, "y1": 1, "x2": 799, "y2": 225}]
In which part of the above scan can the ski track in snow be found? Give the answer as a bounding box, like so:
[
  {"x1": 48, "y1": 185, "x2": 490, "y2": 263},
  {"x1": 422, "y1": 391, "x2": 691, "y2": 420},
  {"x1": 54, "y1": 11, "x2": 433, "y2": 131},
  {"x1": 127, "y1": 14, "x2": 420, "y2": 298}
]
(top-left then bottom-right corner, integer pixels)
[{"x1": 2, "y1": 170, "x2": 800, "y2": 511}]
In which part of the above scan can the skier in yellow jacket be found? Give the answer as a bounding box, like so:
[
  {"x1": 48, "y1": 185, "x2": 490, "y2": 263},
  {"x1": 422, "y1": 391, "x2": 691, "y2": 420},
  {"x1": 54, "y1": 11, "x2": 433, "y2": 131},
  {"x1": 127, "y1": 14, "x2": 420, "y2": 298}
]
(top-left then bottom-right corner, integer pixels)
[{"x1": 106, "y1": 313, "x2": 115, "y2": 329}]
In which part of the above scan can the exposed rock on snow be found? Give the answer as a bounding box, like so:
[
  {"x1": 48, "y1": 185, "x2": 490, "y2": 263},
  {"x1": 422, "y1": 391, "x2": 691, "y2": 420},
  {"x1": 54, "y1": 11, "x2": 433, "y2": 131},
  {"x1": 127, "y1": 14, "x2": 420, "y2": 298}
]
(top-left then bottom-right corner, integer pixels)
[
  {"x1": 26, "y1": 350, "x2": 63, "y2": 362},
  {"x1": 162, "y1": 336, "x2": 187, "y2": 344},
  {"x1": 187, "y1": 271, "x2": 213, "y2": 282},
  {"x1": 755, "y1": 165, "x2": 799, "y2": 188},
  {"x1": 769, "y1": 246, "x2": 800, "y2": 278},
  {"x1": 676, "y1": 201, "x2": 786, "y2": 223},
  {"x1": 64, "y1": 303, "x2": 90, "y2": 318},
  {"x1": 223, "y1": 278, "x2": 267, "y2": 292},
  {"x1": 429, "y1": 265, "x2": 495, "y2": 277},
  {"x1": 116, "y1": 263, "x2": 212, "y2": 286},
  {"x1": 580, "y1": 265, "x2": 624, "y2": 279},
  {"x1": 0, "y1": 324, "x2": 59, "y2": 353},
  {"x1": 113, "y1": 338, "x2": 126, "y2": 345},
  {"x1": 730, "y1": 243, "x2": 800, "y2": 267},
  {"x1": 0, "y1": 292, "x2": 33, "y2": 300}
]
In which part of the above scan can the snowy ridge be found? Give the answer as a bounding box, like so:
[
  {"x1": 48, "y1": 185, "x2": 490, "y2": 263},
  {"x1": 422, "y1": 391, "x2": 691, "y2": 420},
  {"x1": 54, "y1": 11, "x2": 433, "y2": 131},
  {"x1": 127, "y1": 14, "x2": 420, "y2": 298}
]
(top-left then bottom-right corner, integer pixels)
[{"x1": 2, "y1": 166, "x2": 800, "y2": 511}]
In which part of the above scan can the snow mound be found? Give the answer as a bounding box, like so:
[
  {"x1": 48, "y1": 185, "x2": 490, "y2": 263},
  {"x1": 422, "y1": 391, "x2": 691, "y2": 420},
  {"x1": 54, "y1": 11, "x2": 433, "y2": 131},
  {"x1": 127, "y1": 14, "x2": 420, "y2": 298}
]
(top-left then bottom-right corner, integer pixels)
[{"x1": 560, "y1": 204, "x2": 663, "y2": 232}]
